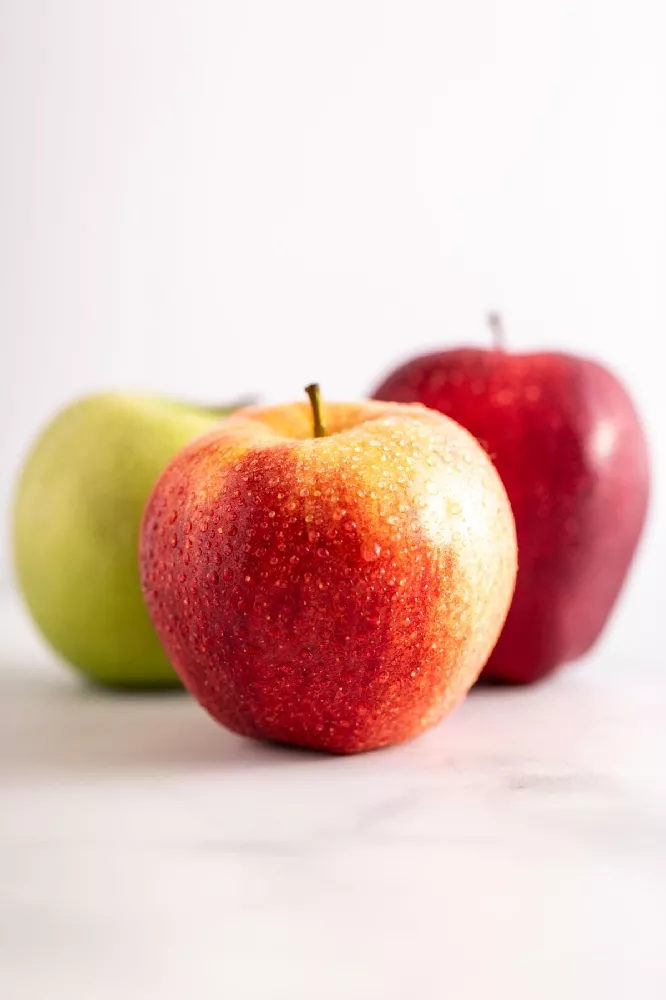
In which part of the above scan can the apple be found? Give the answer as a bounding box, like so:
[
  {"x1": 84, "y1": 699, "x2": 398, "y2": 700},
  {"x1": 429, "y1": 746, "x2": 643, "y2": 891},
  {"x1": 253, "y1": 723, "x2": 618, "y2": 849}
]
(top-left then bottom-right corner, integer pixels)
[
  {"x1": 372, "y1": 317, "x2": 650, "y2": 683},
  {"x1": 139, "y1": 386, "x2": 517, "y2": 753},
  {"x1": 13, "y1": 393, "x2": 244, "y2": 687}
]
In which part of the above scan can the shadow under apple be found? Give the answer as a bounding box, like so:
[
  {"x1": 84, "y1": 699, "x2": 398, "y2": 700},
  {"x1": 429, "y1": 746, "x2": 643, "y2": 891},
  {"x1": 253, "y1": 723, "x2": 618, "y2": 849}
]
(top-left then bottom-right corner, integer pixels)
[{"x1": 0, "y1": 668, "x2": 307, "y2": 776}]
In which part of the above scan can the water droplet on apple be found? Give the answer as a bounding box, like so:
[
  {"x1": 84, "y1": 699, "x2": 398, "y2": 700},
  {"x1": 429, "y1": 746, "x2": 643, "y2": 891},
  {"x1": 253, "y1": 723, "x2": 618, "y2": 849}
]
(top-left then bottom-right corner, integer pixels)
[{"x1": 362, "y1": 542, "x2": 382, "y2": 561}]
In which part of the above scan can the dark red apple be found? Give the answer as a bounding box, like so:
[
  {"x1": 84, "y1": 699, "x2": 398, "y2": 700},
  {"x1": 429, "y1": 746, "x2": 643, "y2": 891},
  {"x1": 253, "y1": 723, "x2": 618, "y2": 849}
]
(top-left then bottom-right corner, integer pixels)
[{"x1": 372, "y1": 318, "x2": 650, "y2": 683}]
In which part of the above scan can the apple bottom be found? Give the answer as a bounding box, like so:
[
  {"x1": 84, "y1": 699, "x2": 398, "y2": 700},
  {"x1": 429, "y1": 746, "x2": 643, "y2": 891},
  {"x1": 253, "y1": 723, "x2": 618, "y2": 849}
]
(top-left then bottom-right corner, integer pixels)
[{"x1": 154, "y1": 544, "x2": 486, "y2": 755}]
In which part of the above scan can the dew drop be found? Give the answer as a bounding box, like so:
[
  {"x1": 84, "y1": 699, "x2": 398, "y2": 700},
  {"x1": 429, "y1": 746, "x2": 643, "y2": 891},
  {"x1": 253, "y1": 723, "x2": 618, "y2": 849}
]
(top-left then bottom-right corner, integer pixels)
[{"x1": 362, "y1": 542, "x2": 382, "y2": 562}]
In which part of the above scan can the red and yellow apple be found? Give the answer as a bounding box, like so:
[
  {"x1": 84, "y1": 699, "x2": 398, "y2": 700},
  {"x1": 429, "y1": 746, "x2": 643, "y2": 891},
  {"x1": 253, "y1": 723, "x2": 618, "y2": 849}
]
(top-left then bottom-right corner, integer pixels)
[
  {"x1": 373, "y1": 321, "x2": 650, "y2": 684},
  {"x1": 139, "y1": 390, "x2": 517, "y2": 753}
]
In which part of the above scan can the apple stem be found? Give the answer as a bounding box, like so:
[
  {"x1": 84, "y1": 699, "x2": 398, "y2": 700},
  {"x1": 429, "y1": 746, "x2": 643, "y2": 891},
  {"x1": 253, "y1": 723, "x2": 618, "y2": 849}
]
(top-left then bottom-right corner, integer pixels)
[
  {"x1": 305, "y1": 383, "x2": 327, "y2": 438},
  {"x1": 487, "y1": 312, "x2": 506, "y2": 351}
]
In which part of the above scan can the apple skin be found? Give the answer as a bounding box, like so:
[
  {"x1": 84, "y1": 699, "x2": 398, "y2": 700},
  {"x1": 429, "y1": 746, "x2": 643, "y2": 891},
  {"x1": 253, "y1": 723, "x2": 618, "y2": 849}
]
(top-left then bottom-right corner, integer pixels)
[
  {"x1": 373, "y1": 349, "x2": 650, "y2": 683},
  {"x1": 139, "y1": 399, "x2": 517, "y2": 753},
  {"x1": 13, "y1": 394, "x2": 234, "y2": 687}
]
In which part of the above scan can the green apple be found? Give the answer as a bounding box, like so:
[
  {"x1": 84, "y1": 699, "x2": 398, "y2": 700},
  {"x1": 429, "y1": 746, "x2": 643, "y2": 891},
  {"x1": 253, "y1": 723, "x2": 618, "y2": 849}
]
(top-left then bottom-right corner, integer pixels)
[{"x1": 13, "y1": 393, "x2": 242, "y2": 687}]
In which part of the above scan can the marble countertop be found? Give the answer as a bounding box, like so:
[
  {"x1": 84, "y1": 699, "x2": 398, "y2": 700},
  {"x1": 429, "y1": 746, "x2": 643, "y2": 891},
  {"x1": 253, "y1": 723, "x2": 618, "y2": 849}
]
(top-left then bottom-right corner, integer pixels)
[{"x1": 1, "y1": 593, "x2": 664, "y2": 999}]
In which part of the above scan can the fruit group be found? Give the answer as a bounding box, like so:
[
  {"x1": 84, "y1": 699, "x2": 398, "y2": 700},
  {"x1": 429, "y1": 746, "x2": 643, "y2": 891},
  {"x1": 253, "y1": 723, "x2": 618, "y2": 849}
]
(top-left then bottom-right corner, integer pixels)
[
  {"x1": 139, "y1": 392, "x2": 517, "y2": 753},
  {"x1": 13, "y1": 394, "x2": 234, "y2": 687},
  {"x1": 373, "y1": 329, "x2": 650, "y2": 683}
]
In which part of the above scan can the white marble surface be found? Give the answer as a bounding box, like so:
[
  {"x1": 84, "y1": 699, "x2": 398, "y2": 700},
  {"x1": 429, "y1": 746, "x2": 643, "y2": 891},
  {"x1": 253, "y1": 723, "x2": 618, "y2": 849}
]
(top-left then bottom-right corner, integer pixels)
[{"x1": 1, "y1": 593, "x2": 665, "y2": 1000}]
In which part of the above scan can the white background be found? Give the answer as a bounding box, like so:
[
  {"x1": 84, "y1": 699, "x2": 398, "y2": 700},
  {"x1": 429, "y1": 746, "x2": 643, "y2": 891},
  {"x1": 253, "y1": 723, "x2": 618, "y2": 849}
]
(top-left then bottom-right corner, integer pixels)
[{"x1": 1, "y1": 0, "x2": 664, "y2": 660}]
